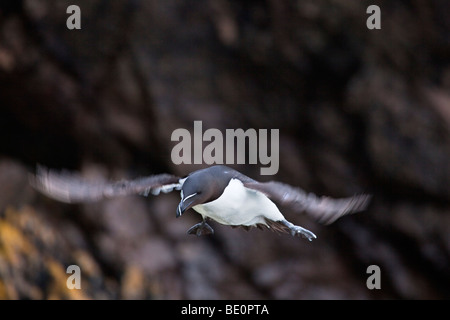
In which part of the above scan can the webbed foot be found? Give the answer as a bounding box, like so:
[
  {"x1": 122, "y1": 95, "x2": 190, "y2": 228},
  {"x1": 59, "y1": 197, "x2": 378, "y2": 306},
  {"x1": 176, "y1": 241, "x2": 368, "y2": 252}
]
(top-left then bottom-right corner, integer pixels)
[
  {"x1": 281, "y1": 220, "x2": 317, "y2": 241},
  {"x1": 187, "y1": 221, "x2": 214, "y2": 236}
]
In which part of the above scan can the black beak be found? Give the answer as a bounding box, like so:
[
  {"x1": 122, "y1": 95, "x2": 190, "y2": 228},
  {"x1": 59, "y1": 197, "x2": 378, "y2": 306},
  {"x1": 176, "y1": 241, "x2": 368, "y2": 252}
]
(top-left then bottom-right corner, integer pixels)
[
  {"x1": 176, "y1": 194, "x2": 198, "y2": 218},
  {"x1": 176, "y1": 201, "x2": 185, "y2": 218}
]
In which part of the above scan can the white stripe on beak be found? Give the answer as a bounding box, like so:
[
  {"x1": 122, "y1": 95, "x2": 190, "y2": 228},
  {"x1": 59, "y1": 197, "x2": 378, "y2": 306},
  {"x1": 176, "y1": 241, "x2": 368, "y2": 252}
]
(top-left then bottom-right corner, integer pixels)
[{"x1": 182, "y1": 192, "x2": 197, "y2": 203}]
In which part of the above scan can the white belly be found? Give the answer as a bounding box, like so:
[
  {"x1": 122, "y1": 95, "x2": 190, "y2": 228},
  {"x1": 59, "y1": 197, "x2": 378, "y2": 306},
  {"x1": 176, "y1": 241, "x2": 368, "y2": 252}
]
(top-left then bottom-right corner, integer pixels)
[{"x1": 192, "y1": 178, "x2": 285, "y2": 226}]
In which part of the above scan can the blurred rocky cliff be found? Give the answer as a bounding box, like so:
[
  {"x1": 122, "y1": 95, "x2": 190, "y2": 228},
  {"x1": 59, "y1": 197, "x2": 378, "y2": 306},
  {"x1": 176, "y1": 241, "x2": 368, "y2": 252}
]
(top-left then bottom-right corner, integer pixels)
[{"x1": 0, "y1": 0, "x2": 448, "y2": 299}]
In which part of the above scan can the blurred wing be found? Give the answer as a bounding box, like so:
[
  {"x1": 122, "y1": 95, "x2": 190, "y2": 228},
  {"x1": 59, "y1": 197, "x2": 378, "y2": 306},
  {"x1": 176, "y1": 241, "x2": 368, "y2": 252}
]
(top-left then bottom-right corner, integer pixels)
[
  {"x1": 30, "y1": 166, "x2": 182, "y2": 203},
  {"x1": 244, "y1": 181, "x2": 371, "y2": 225}
]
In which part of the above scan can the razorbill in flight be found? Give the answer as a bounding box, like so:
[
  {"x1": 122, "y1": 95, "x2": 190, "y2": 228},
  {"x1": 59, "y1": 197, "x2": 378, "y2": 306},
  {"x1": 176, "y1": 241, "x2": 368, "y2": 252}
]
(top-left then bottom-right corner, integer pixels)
[{"x1": 31, "y1": 165, "x2": 371, "y2": 241}]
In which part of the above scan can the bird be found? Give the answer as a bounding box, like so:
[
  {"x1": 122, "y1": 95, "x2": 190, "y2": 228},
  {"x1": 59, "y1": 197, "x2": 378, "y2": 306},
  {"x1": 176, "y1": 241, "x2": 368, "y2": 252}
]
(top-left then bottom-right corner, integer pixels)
[{"x1": 30, "y1": 165, "x2": 371, "y2": 241}]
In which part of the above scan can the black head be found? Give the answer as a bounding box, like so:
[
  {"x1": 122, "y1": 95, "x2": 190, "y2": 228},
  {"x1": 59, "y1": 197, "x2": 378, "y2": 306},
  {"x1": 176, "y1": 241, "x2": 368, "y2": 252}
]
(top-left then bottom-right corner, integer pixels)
[{"x1": 176, "y1": 165, "x2": 238, "y2": 217}]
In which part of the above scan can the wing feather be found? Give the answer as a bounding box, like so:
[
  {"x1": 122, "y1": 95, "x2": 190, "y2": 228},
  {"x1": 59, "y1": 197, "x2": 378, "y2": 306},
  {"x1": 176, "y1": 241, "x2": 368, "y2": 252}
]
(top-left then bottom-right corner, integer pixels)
[
  {"x1": 244, "y1": 181, "x2": 371, "y2": 225},
  {"x1": 30, "y1": 166, "x2": 182, "y2": 203}
]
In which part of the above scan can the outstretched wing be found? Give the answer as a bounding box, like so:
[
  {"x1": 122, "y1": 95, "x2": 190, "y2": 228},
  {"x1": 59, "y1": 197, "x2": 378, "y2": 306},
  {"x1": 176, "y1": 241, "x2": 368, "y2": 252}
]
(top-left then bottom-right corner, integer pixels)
[
  {"x1": 30, "y1": 166, "x2": 182, "y2": 203},
  {"x1": 244, "y1": 181, "x2": 371, "y2": 225}
]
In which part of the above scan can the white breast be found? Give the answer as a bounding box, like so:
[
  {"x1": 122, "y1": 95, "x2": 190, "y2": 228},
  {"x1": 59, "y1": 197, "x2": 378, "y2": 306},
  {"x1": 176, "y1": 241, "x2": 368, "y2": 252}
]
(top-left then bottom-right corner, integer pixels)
[{"x1": 192, "y1": 178, "x2": 285, "y2": 226}]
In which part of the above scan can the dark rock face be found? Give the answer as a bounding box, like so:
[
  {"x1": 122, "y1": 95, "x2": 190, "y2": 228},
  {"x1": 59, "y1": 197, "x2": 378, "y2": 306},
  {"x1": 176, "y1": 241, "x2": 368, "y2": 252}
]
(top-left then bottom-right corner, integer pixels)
[{"x1": 0, "y1": 0, "x2": 448, "y2": 299}]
